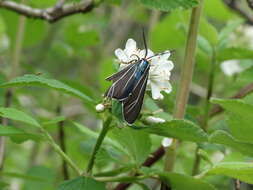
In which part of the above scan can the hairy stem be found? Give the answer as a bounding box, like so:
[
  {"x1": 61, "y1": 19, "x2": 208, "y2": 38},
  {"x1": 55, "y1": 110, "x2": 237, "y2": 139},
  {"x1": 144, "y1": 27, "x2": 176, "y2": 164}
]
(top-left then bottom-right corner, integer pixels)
[{"x1": 86, "y1": 117, "x2": 112, "y2": 175}]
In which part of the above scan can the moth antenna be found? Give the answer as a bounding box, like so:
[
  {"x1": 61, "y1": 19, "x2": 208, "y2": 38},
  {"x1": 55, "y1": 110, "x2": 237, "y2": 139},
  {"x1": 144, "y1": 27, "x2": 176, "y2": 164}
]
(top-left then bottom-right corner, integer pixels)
[{"x1": 142, "y1": 28, "x2": 148, "y2": 58}]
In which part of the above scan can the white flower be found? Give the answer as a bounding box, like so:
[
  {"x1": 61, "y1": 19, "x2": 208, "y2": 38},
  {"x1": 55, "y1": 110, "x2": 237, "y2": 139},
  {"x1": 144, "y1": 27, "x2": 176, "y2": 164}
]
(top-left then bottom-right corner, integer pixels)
[
  {"x1": 145, "y1": 116, "x2": 165, "y2": 124},
  {"x1": 220, "y1": 60, "x2": 244, "y2": 76},
  {"x1": 114, "y1": 38, "x2": 174, "y2": 100},
  {"x1": 95, "y1": 103, "x2": 105, "y2": 112},
  {"x1": 162, "y1": 138, "x2": 173, "y2": 147}
]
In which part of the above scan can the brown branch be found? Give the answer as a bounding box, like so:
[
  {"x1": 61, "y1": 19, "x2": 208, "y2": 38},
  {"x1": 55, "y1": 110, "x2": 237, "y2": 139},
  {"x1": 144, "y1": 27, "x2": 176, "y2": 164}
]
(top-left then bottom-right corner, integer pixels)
[
  {"x1": 223, "y1": 0, "x2": 253, "y2": 25},
  {"x1": 0, "y1": 0, "x2": 96, "y2": 23}
]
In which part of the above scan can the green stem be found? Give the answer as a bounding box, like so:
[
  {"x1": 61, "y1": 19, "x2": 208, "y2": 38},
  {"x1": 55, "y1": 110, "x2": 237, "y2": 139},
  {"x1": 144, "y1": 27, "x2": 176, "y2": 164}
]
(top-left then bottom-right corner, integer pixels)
[
  {"x1": 192, "y1": 48, "x2": 217, "y2": 175},
  {"x1": 86, "y1": 117, "x2": 112, "y2": 175},
  {"x1": 39, "y1": 126, "x2": 81, "y2": 175},
  {"x1": 163, "y1": 0, "x2": 204, "y2": 174}
]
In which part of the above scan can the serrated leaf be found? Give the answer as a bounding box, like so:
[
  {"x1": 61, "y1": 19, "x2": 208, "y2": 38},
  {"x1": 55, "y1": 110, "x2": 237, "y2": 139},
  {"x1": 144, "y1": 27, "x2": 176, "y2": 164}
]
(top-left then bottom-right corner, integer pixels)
[
  {"x1": 0, "y1": 74, "x2": 94, "y2": 104},
  {"x1": 111, "y1": 127, "x2": 151, "y2": 165},
  {"x1": 207, "y1": 162, "x2": 253, "y2": 184},
  {"x1": 159, "y1": 172, "x2": 217, "y2": 190},
  {"x1": 58, "y1": 176, "x2": 106, "y2": 190},
  {"x1": 211, "y1": 98, "x2": 253, "y2": 143},
  {"x1": 0, "y1": 107, "x2": 40, "y2": 127},
  {"x1": 211, "y1": 98, "x2": 253, "y2": 119},
  {"x1": 138, "y1": 0, "x2": 198, "y2": 12},
  {"x1": 0, "y1": 125, "x2": 43, "y2": 143},
  {"x1": 209, "y1": 130, "x2": 253, "y2": 157},
  {"x1": 217, "y1": 48, "x2": 253, "y2": 61},
  {"x1": 143, "y1": 119, "x2": 208, "y2": 143}
]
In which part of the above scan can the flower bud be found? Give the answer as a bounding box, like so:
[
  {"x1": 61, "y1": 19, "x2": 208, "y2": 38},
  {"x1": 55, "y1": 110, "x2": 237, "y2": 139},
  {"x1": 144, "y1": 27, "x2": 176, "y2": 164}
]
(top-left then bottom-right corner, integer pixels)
[
  {"x1": 145, "y1": 116, "x2": 165, "y2": 124},
  {"x1": 95, "y1": 104, "x2": 105, "y2": 112},
  {"x1": 162, "y1": 138, "x2": 173, "y2": 147}
]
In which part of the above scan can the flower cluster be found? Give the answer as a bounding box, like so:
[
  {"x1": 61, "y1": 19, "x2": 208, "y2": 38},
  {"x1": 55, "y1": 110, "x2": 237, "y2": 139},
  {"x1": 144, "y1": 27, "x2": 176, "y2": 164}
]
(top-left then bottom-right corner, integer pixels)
[{"x1": 114, "y1": 39, "x2": 174, "y2": 100}]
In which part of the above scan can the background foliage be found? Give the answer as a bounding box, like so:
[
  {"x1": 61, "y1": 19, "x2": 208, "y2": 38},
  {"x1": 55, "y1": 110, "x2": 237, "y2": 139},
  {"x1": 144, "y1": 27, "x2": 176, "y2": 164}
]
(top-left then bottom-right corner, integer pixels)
[{"x1": 0, "y1": 0, "x2": 253, "y2": 189}]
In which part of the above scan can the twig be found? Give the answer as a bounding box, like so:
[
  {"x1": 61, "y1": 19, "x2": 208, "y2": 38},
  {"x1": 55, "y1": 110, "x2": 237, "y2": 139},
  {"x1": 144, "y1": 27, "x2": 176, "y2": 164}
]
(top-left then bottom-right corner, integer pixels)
[
  {"x1": 235, "y1": 179, "x2": 241, "y2": 190},
  {"x1": 223, "y1": 0, "x2": 253, "y2": 25},
  {"x1": 0, "y1": 0, "x2": 97, "y2": 23},
  {"x1": 0, "y1": 90, "x2": 12, "y2": 170},
  {"x1": 56, "y1": 105, "x2": 69, "y2": 180},
  {"x1": 247, "y1": 0, "x2": 253, "y2": 9}
]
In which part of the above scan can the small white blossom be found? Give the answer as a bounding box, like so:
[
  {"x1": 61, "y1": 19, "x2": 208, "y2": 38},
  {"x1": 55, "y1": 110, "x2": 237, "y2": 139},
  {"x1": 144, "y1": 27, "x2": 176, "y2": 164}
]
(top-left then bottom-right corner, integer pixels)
[
  {"x1": 145, "y1": 116, "x2": 165, "y2": 124},
  {"x1": 95, "y1": 103, "x2": 105, "y2": 112},
  {"x1": 114, "y1": 38, "x2": 174, "y2": 100},
  {"x1": 162, "y1": 138, "x2": 173, "y2": 147},
  {"x1": 220, "y1": 60, "x2": 244, "y2": 76}
]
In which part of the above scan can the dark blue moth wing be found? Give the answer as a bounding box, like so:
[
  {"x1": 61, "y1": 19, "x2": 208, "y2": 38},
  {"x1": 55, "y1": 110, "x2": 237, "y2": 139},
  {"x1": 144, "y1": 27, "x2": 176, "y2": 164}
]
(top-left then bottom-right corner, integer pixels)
[
  {"x1": 106, "y1": 63, "x2": 136, "y2": 82},
  {"x1": 104, "y1": 62, "x2": 140, "y2": 100},
  {"x1": 122, "y1": 65, "x2": 150, "y2": 124}
]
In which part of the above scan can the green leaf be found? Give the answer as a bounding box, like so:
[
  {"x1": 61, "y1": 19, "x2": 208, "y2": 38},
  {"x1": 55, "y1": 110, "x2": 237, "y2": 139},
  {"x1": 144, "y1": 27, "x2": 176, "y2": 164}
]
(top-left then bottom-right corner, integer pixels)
[
  {"x1": 0, "y1": 125, "x2": 43, "y2": 143},
  {"x1": 218, "y1": 19, "x2": 244, "y2": 43},
  {"x1": 2, "y1": 172, "x2": 46, "y2": 182},
  {"x1": 207, "y1": 162, "x2": 253, "y2": 184},
  {"x1": 0, "y1": 74, "x2": 94, "y2": 104},
  {"x1": 42, "y1": 116, "x2": 66, "y2": 126},
  {"x1": 58, "y1": 176, "x2": 106, "y2": 190},
  {"x1": 159, "y1": 172, "x2": 217, "y2": 190},
  {"x1": 211, "y1": 98, "x2": 253, "y2": 119},
  {"x1": 111, "y1": 100, "x2": 123, "y2": 121},
  {"x1": 0, "y1": 107, "x2": 40, "y2": 127},
  {"x1": 217, "y1": 48, "x2": 253, "y2": 61},
  {"x1": 150, "y1": 11, "x2": 187, "y2": 51},
  {"x1": 211, "y1": 98, "x2": 253, "y2": 143},
  {"x1": 138, "y1": 0, "x2": 198, "y2": 11},
  {"x1": 209, "y1": 130, "x2": 253, "y2": 157},
  {"x1": 203, "y1": 0, "x2": 237, "y2": 21},
  {"x1": 199, "y1": 18, "x2": 218, "y2": 46},
  {"x1": 143, "y1": 119, "x2": 208, "y2": 143},
  {"x1": 111, "y1": 127, "x2": 151, "y2": 165},
  {"x1": 73, "y1": 122, "x2": 126, "y2": 154},
  {"x1": 23, "y1": 166, "x2": 56, "y2": 190}
]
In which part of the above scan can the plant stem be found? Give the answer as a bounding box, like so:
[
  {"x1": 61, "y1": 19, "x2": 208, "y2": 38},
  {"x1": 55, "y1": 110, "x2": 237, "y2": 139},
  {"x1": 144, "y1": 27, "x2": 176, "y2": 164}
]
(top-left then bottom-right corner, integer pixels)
[
  {"x1": 86, "y1": 117, "x2": 112, "y2": 175},
  {"x1": 192, "y1": 48, "x2": 216, "y2": 175},
  {"x1": 56, "y1": 105, "x2": 69, "y2": 180},
  {"x1": 39, "y1": 126, "x2": 81, "y2": 175},
  {"x1": 163, "y1": 0, "x2": 204, "y2": 174}
]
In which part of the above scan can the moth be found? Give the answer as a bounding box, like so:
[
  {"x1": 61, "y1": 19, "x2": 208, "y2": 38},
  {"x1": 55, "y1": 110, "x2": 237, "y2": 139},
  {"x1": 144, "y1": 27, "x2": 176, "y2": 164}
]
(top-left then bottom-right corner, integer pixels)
[{"x1": 104, "y1": 31, "x2": 169, "y2": 124}]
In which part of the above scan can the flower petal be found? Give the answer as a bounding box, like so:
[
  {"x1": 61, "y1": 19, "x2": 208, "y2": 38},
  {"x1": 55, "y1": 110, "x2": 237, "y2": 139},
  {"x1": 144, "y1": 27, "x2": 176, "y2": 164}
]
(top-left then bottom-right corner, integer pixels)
[
  {"x1": 115, "y1": 48, "x2": 129, "y2": 62},
  {"x1": 151, "y1": 82, "x2": 164, "y2": 100},
  {"x1": 125, "y1": 39, "x2": 137, "y2": 56},
  {"x1": 140, "y1": 49, "x2": 154, "y2": 59}
]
